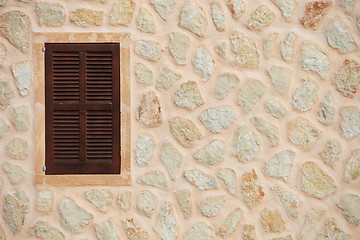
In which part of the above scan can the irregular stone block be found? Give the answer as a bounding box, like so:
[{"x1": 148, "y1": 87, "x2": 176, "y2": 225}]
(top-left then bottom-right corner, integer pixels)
[
  {"x1": 95, "y1": 218, "x2": 119, "y2": 240},
  {"x1": 184, "y1": 169, "x2": 216, "y2": 190},
  {"x1": 168, "y1": 32, "x2": 190, "y2": 65},
  {"x1": 265, "y1": 100, "x2": 287, "y2": 119},
  {"x1": 192, "y1": 46, "x2": 215, "y2": 81},
  {"x1": 264, "y1": 150, "x2": 295, "y2": 181},
  {"x1": 231, "y1": 32, "x2": 259, "y2": 69},
  {"x1": 6, "y1": 137, "x2": 29, "y2": 160},
  {"x1": 211, "y1": 1, "x2": 225, "y2": 31},
  {"x1": 0, "y1": 43, "x2": 6, "y2": 64},
  {"x1": 175, "y1": 189, "x2": 192, "y2": 219},
  {"x1": 344, "y1": 149, "x2": 360, "y2": 182},
  {"x1": 301, "y1": 41, "x2": 330, "y2": 79},
  {"x1": 136, "y1": 171, "x2": 167, "y2": 189},
  {"x1": 3, "y1": 191, "x2": 30, "y2": 234},
  {"x1": 154, "y1": 202, "x2": 178, "y2": 240},
  {"x1": 287, "y1": 117, "x2": 321, "y2": 150},
  {"x1": 271, "y1": 0, "x2": 295, "y2": 21},
  {"x1": 2, "y1": 162, "x2": 26, "y2": 184},
  {"x1": 117, "y1": 192, "x2": 131, "y2": 212},
  {"x1": 173, "y1": 81, "x2": 203, "y2": 110},
  {"x1": 122, "y1": 218, "x2": 149, "y2": 240},
  {"x1": 261, "y1": 208, "x2": 286, "y2": 233},
  {"x1": 214, "y1": 42, "x2": 227, "y2": 59},
  {"x1": 156, "y1": 66, "x2": 181, "y2": 91},
  {"x1": 179, "y1": 2, "x2": 208, "y2": 36},
  {"x1": 251, "y1": 117, "x2": 279, "y2": 146},
  {"x1": 298, "y1": 208, "x2": 324, "y2": 240},
  {"x1": 218, "y1": 168, "x2": 237, "y2": 195},
  {"x1": 319, "y1": 139, "x2": 341, "y2": 168},
  {"x1": 137, "y1": 8, "x2": 155, "y2": 33},
  {"x1": 36, "y1": 190, "x2": 53, "y2": 213},
  {"x1": 242, "y1": 224, "x2": 255, "y2": 240},
  {"x1": 134, "y1": 40, "x2": 162, "y2": 61},
  {"x1": 317, "y1": 92, "x2": 335, "y2": 125},
  {"x1": 135, "y1": 63, "x2": 152, "y2": 85},
  {"x1": 327, "y1": 19, "x2": 357, "y2": 53},
  {"x1": 199, "y1": 195, "x2": 225, "y2": 217},
  {"x1": 241, "y1": 170, "x2": 264, "y2": 208},
  {"x1": 340, "y1": 106, "x2": 360, "y2": 139},
  {"x1": 13, "y1": 105, "x2": 30, "y2": 132},
  {"x1": 339, "y1": 0, "x2": 355, "y2": 13},
  {"x1": 264, "y1": 32, "x2": 278, "y2": 59},
  {"x1": 218, "y1": 208, "x2": 243, "y2": 238},
  {"x1": 109, "y1": 0, "x2": 135, "y2": 25},
  {"x1": 226, "y1": 0, "x2": 245, "y2": 20},
  {"x1": 0, "y1": 80, "x2": 15, "y2": 109},
  {"x1": 317, "y1": 218, "x2": 350, "y2": 240},
  {"x1": 280, "y1": 32, "x2": 296, "y2": 62},
  {"x1": 136, "y1": 91, "x2": 163, "y2": 127},
  {"x1": 35, "y1": 2, "x2": 65, "y2": 27},
  {"x1": 29, "y1": 221, "x2": 65, "y2": 240},
  {"x1": 199, "y1": 106, "x2": 236, "y2": 133},
  {"x1": 238, "y1": 79, "x2": 266, "y2": 112},
  {"x1": 292, "y1": 79, "x2": 318, "y2": 112},
  {"x1": 214, "y1": 73, "x2": 239, "y2": 99},
  {"x1": 233, "y1": 126, "x2": 260, "y2": 162},
  {"x1": 70, "y1": 9, "x2": 103, "y2": 27},
  {"x1": 11, "y1": 60, "x2": 32, "y2": 96},
  {"x1": 160, "y1": 142, "x2": 182, "y2": 180},
  {"x1": 268, "y1": 66, "x2": 292, "y2": 94},
  {"x1": 137, "y1": 191, "x2": 158, "y2": 217},
  {"x1": 333, "y1": 59, "x2": 360, "y2": 98},
  {"x1": 83, "y1": 189, "x2": 113, "y2": 212},
  {"x1": 169, "y1": 117, "x2": 202, "y2": 148},
  {"x1": 300, "y1": 1, "x2": 332, "y2": 29},
  {"x1": 184, "y1": 222, "x2": 213, "y2": 240},
  {"x1": 337, "y1": 193, "x2": 360, "y2": 226},
  {"x1": 271, "y1": 185, "x2": 300, "y2": 218},
  {"x1": 0, "y1": 118, "x2": 10, "y2": 139},
  {"x1": 247, "y1": 5, "x2": 275, "y2": 31},
  {"x1": 135, "y1": 134, "x2": 155, "y2": 166},
  {"x1": 193, "y1": 140, "x2": 225, "y2": 166},
  {"x1": 151, "y1": 0, "x2": 175, "y2": 20}
]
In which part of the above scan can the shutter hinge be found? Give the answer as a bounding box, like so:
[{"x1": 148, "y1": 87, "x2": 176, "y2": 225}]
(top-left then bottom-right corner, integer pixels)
[
  {"x1": 42, "y1": 47, "x2": 46, "y2": 52},
  {"x1": 43, "y1": 166, "x2": 46, "y2": 172}
]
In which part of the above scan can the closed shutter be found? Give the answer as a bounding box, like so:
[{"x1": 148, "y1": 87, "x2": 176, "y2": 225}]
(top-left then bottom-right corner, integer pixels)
[{"x1": 45, "y1": 43, "x2": 120, "y2": 175}]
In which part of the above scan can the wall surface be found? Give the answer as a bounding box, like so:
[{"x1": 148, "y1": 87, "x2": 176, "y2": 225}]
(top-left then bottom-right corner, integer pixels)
[{"x1": 0, "y1": 0, "x2": 359, "y2": 239}]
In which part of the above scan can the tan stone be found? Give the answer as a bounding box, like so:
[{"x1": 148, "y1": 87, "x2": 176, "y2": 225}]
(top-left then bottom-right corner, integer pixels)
[
  {"x1": 300, "y1": 1, "x2": 332, "y2": 30},
  {"x1": 173, "y1": 81, "x2": 203, "y2": 110},
  {"x1": 280, "y1": 32, "x2": 296, "y2": 62},
  {"x1": 243, "y1": 224, "x2": 255, "y2": 240},
  {"x1": 337, "y1": 193, "x2": 360, "y2": 226},
  {"x1": 175, "y1": 189, "x2": 192, "y2": 219},
  {"x1": 264, "y1": 150, "x2": 295, "y2": 181},
  {"x1": 218, "y1": 168, "x2": 237, "y2": 195},
  {"x1": 199, "y1": 195, "x2": 225, "y2": 217},
  {"x1": 192, "y1": 46, "x2": 215, "y2": 81},
  {"x1": 70, "y1": 9, "x2": 103, "y2": 27},
  {"x1": 35, "y1": 2, "x2": 65, "y2": 27},
  {"x1": 184, "y1": 169, "x2": 216, "y2": 190},
  {"x1": 136, "y1": 171, "x2": 167, "y2": 189},
  {"x1": 265, "y1": 100, "x2": 287, "y2": 119},
  {"x1": 136, "y1": 91, "x2": 163, "y2": 127},
  {"x1": 264, "y1": 32, "x2": 278, "y2": 59},
  {"x1": 83, "y1": 189, "x2": 113, "y2": 212},
  {"x1": 168, "y1": 32, "x2": 190, "y2": 65},
  {"x1": 199, "y1": 106, "x2": 236, "y2": 133},
  {"x1": 13, "y1": 105, "x2": 29, "y2": 132},
  {"x1": 169, "y1": 117, "x2": 202, "y2": 148},
  {"x1": 0, "y1": 118, "x2": 9, "y2": 139},
  {"x1": 317, "y1": 92, "x2": 335, "y2": 125},
  {"x1": 151, "y1": 0, "x2": 175, "y2": 20},
  {"x1": 117, "y1": 192, "x2": 131, "y2": 212},
  {"x1": 3, "y1": 191, "x2": 30, "y2": 234},
  {"x1": 251, "y1": 117, "x2": 279, "y2": 147},
  {"x1": 288, "y1": 117, "x2": 321, "y2": 150},
  {"x1": 247, "y1": 6, "x2": 275, "y2": 31},
  {"x1": 137, "y1": 8, "x2": 155, "y2": 33},
  {"x1": 319, "y1": 139, "x2": 341, "y2": 167},
  {"x1": 327, "y1": 19, "x2": 357, "y2": 53},
  {"x1": 231, "y1": 32, "x2": 259, "y2": 69},
  {"x1": 241, "y1": 170, "x2": 264, "y2": 208},
  {"x1": 218, "y1": 208, "x2": 243, "y2": 238},
  {"x1": 2, "y1": 162, "x2": 26, "y2": 184},
  {"x1": 156, "y1": 66, "x2": 181, "y2": 91},
  {"x1": 0, "y1": 80, "x2": 15, "y2": 109},
  {"x1": 109, "y1": 0, "x2": 135, "y2": 26},
  {"x1": 214, "y1": 73, "x2": 239, "y2": 99},
  {"x1": 317, "y1": 218, "x2": 350, "y2": 240},
  {"x1": 0, "y1": 177, "x2": 3, "y2": 193},
  {"x1": 179, "y1": 2, "x2": 208, "y2": 37},
  {"x1": 122, "y1": 218, "x2": 149, "y2": 240},
  {"x1": 137, "y1": 191, "x2": 158, "y2": 217},
  {"x1": 36, "y1": 190, "x2": 53, "y2": 213},
  {"x1": 301, "y1": 161, "x2": 336, "y2": 199},
  {"x1": 154, "y1": 202, "x2": 178, "y2": 240},
  {"x1": 135, "y1": 63, "x2": 152, "y2": 85},
  {"x1": 193, "y1": 140, "x2": 225, "y2": 166},
  {"x1": 261, "y1": 208, "x2": 286, "y2": 233},
  {"x1": 6, "y1": 137, "x2": 29, "y2": 160},
  {"x1": 134, "y1": 40, "x2": 162, "y2": 61},
  {"x1": 344, "y1": 149, "x2": 360, "y2": 182},
  {"x1": 215, "y1": 42, "x2": 227, "y2": 59},
  {"x1": 271, "y1": 0, "x2": 295, "y2": 20},
  {"x1": 271, "y1": 185, "x2": 300, "y2": 218},
  {"x1": 298, "y1": 208, "x2": 324, "y2": 240},
  {"x1": 301, "y1": 41, "x2": 330, "y2": 79},
  {"x1": 292, "y1": 79, "x2": 318, "y2": 112},
  {"x1": 238, "y1": 79, "x2": 266, "y2": 112},
  {"x1": 334, "y1": 60, "x2": 360, "y2": 98},
  {"x1": 184, "y1": 222, "x2": 213, "y2": 240},
  {"x1": 29, "y1": 221, "x2": 65, "y2": 240},
  {"x1": 135, "y1": 134, "x2": 155, "y2": 166},
  {"x1": 268, "y1": 66, "x2": 292, "y2": 95},
  {"x1": 226, "y1": 0, "x2": 245, "y2": 20},
  {"x1": 0, "y1": 43, "x2": 6, "y2": 64},
  {"x1": 233, "y1": 126, "x2": 260, "y2": 163},
  {"x1": 160, "y1": 142, "x2": 182, "y2": 180},
  {"x1": 95, "y1": 218, "x2": 119, "y2": 240},
  {"x1": 211, "y1": 1, "x2": 225, "y2": 31},
  {"x1": 340, "y1": 106, "x2": 360, "y2": 139}
]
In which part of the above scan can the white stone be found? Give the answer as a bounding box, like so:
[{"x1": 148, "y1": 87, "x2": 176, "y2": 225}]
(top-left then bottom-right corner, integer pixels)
[
  {"x1": 226, "y1": 0, "x2": 245, "y2": 20},
  {"x1": 264, "y1": 32, "x2": 278, "y2": 59},
  {"x1": 211, "y1": 1, "x2": 225, "y2": 31},
  {"x1": 319, "y1": 139, "x2": 341, "y2": 167},
  {"x1": 156, "y1": 66, "x2": 181, "y2": 91},
  {"x1": 3, "y1": 191, "x2": 30, "y2": 234},
  {"x1": 214, "y1": 73, "x2": 239, "y2": 99},
  {"x1": 292, "y1": 79, "x2": 318, "y2": 112},
  {"x1": 318, "y1": 92, "x2": 335, "y2": 125},
  {"x1": 214, "y1": 42, "x2": 227, "y2": 59},
  {"x1": 337, "y1": 193, "x2": 360, "y2": 226},
  {"x1": 281, "y1": 32, "x2": 296, "y2": 62},
  {"x1": 192, "y1": 46, "x2": 215, "y2": 81},
  {"x1": 137, "y1": 8, "x2": 155, "y2": 33},
  {"x1": 199, "y1": 195, "x2": 225, "y2": 217},
  {"x1": 179, "y1": 2, "x2": 208, "y2": 36},
  {"x1": 301, "y1": 41, "x2": 330, "y2": 79},
  {"x1": 199, "y1": 106, "x2": 236, "y2": 133},
  {"x1": 271, "y1": 0, "x2": 295, "y2": 20},
  {"x1": 193, "y1": 140, "x2": 225, "y2": 166},
  {"x1": 251, "y1": 117, "x2": 279, "y2": 147},
  {"x1": 344, "y1": 149, "x2": 360, "y2": 182},
  {"x1": 36, "y1": 190, "x2": 53, "y2": 212},
  {"x1": 184, "y1": 169, "x2": 216, "y2": 190},
  {"x1": 83, "y1": 189, "x2": 113, "y2": 212},
  {"x1": 135, "y1": 63, "x2": 152, "y2": 85},
  {"x1": 137, "y1": 171, "x2": 167, "y2": 189},
  {"x1": 134, "y1": 40, "x2": 161, "y2": 61},
  {"x1": 2, "y1": 162, "x2": 26, "y2": 184},
  {"x1": 268, "y1": 66, "x2": 292, "y2": 94},
  {"x1": 218, "y1": 168, "x2": 237, "y2": 195},
  {"x1": 151, "y1": 0, "x2": 175, "y2": 20},
  {"x1": 154, "y1": 202, "x2": 178, "y2": 240},
  {"x1": 298, "y1": 208, "x2": 324, "y2": 240},
  {"x1": 173, "y1": 81, "x2": 204, "y2": 110},
  {"x1": 11, "y1": 60, "x2": 32, "y2": 96},
  {"x1": 238, "y1": 79, "x2": 267, "y2": 112},
  {"x1": 95, "y1": 218, "x2": 119, "y2": 240},
  {"x1": 0, "y1": 118, "x2": 9, "y2": 139},
  {"x1": 231, "y1": 32, "x2": 259, "y2": 69},
  {"x1": 168, "y1": 32, "x2": 190, "y2": 65},
  {"x1": 160, "y1": 142, "x2": 182, "y2": 180},
  {"x1": 135, "y1": 134, "x2": 155, "y2": 166},
  {"x1": 271, "y1": 185, "x2": 300, "y2": 218},
  {"x1": 233, "y1": 126, "x2": 260, "y2": 162},
  {"x1": 137, "y1": 191, "x2": 158, "y2": 217},
  {"x1": 265, "y1": 100, "x2": 287, "y2": 118},
  {"x1": 13, "y1": 105, "x2": 29, "y2": 132},
  {"x1": 327, "y1": 19, "x2": 357, "y2": 53},
  {"x1": 264, "y1": 150, "x2": 295, "y2": 181},
  {"x1": 184, "y1": 222, "x2": 213, "y2": 240},
  {"x1": 218, "y1": 208, "x2": 243, "y2": 238},
  {"x1": 340, "y1": 106, "x2": 360, "y2": 140},
  {"x1": 340, "y1": 0, "x2": 355, "y2": 13}
]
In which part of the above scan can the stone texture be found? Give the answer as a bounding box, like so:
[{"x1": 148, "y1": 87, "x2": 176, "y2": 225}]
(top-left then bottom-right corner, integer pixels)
[
  {"x1": 193, "y1": 140, "x2": 225, "y2": 166},
  {"x1": 29, "y1": 221, "x2": 65, "y2": 240},
  {"x1": 137, "y1": 8, "x2": 155, "y2": 33},
  {"x1": 169, "y1": 117, "x2": 202, "y2": 148},
  {"x1": 199, "y1": 106, "x2": 236, "y2": 133},
  {"x1": 215, "y1": 42, "x2": 227, "y2": 59},
  {"x1": 36, "y1": 190, "x2": 53, "y2": 213},
  {"x1": 179, "y1": 2, "x2": 208, "y2": 36},
  {"x1": 238, "y1": 79, "x2": 266, "y2": 112},
  {"x1": 13, "y1": 105, "x2": 29, "y2": 132},
  {"x1": 247, "y1": 6, "x2": 275, "y2": 31},
  {"x1": 211, "y1": 1, "x2": 225, "y2": 31},
  {"x1": 122, "y1": 218, "x2": 149, "y2": 240},
  {"x1": 340, "y1": 106, "x2": 360, "y2": 139},
  {"x1": 136, "y1": 91, "x2": 163, "y2": 127},
  {"x1": 265, "y1": 100, "x2": 287, "y2": 119},
  {"x1": 168, "y1": 32, "x2": 190, "y2": 65},
  {"x1": 261, "y1": 208, "x2": 286, "y2": 233},
  {"x1": 264, "y1": 32, "x2": 278, "y2": 58},
  {"x1": 319, "y1": 139, "x2": 341, "y2": 168},
  {"x1": 298, "y1": 208, "x2": 324, "y2": 240},
  {"x1": 184, "y1": 169, "x2": 216, "y2": 190},
  {"x1": 318, "y1": 92, "x2": 335, "y2": 125},
  {"x1": 301, "y1": 41, "x2": 330, "y2": 79},
  {"x1": 11, "y1": 60, "x2": 31, "y2": 96},
  {"x1": 151, "y1": 0, "x2": 175, "y2": 20},
  {"x1": 327, "y1": 19, "x2": 357, "y2": 53},
  {"x1": 192, "y1": 46, "x2": 215, "y2": 81},
  {"x1": 137, "y1": 191, "x2": 158, "y2": 217},
  {"x1": 134, "y1": 40, "x2": 162, "y2": 61},
  {"x1": 135, "y1": 134, "x2": 155, "y2": 166},
  {"x1": 160, "y1": 142, "x2": 182, "y2": 180},
  {"x1": 288, "y1": 117, "x2": 321, "y2": 150},
  {"x1": 0, "y1": 11, "x2": 31, "y2": 52},
  {"x1": 271, "y1": 185, "x2": 300, "y2": 218},
  {"x1": 154, "y1": 202, "x2": 178, "y2": 240},
  {"x1": 292, "y1": 79, "x2": 319, "y2": 112},
  {"x1": 301, "y1": 161, "x2": 336, "y2": 199},
  {"x1": 35, "y1": 2, "x2": 65, "y2": 27},
  {"x1": 337, "y1": 193, "x2": 360, "y2": 226},
  {"x1": 175, "y1": 189, "x2": 192, "y2": 219},
  {"x1": 117, "y1": 192, "x2": 131, "y2": 212},
  {"x1": 241, "y1": 170, "x2": 264, "y2": 208},
  {"x1": 0, "y1": 43, "x2": 6, "y2": 64},
  {"x1": 243, "y1": 224, "x2": 255, "y2": 240},
  {"x1": 0, "y1": 177, "x2": 4, "y2": 193},
  {"x1": 333, "y1": 59, "x2": 360, "y2": 98},
  {"x1": 280, "y1": 32, "x2": 296, "y2": 62},
  {"x1": 270, "y1": 236, "x2": 292, "y2": 240},
  {"x1": 0, "y1": 118, "x2": 9, "y2": 139},
  {"x1": 226, "y1": 0, "x2": 245, "y2": 20},
  {"x1": 339, "y1": 0, "x2": 355, "y2": 13},
  {"x1": 218, "y1": 208, "x2": 243, "y2": 238},
  {"x1": 136, "y1": 171, "x2": 167, "y2": 189},
  {"x1": 317, "y1": 218, "x2": 350, "y2": 240},
  {"x1": 264, "y1": 150, "x2": 295, "y2": 181},
  {"x1": 218, "y1": 168, "x2": 237, "y2": 195},
  {"x1": 268, "y1": 66, "x2": 292, "y2": 95},
  {"x1": 214, "y1": 73, "x2": 239, "y2": 99},
  {"x1": 109, "y1": 0, "x2": 135, "y2": 25},
  {"x1": 233, "y1": 126, "x2": 260, "y2": 162},
  {"x1": 95, "y1": 218, "x2": 119, "y2": 240},
  {"x1": 173, "y1": 81, "x2": 203, "y2": 110},
  {"x1": 3, "y1": 191, "x2": 30, "y2": 234},
  {"x1": 344, "y1": 149, "x2": 360, "y2": 182},
  {"x1": 2, "y1": 162, "x2": 26, "y2": 184},
  {"x1": 6, "y1": 137, "x2": 29, "y2": 160},
  {"x1": 156, "y1": 66, "x2": 181, "y2": 91},
  {"x1": 83, "y1": 189, "x2": 112, "y2": 212},
  {"x1": 70, "y1": 9, "x2": 103, "y2": 27},
  {"x1": 199, "y1": 195, "x2": 225, "y2": 217},
  {"x1": 184, "y1": 222, "x2": 213, "y2": 240},
  {"x1": 300, "y1": 1, "x2": 332, "y2": 29},
  {"x1": 231, "y1": 32, "x2": 259, "y2": 69},
  {"x1": 135, "y1": 63, "x2": 152, "y2": 85},
  {"x1": 271, "y1": 0, "x2": 295, "y2": 20},
  {"x1": 251, "y1": 117, "x2": 279, "y2": 147}
]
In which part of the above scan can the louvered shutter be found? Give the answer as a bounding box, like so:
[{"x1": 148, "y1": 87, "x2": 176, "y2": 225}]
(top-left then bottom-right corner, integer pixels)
[{"x1": 45, "y1": 43, "x2": 120, "y2": 175}]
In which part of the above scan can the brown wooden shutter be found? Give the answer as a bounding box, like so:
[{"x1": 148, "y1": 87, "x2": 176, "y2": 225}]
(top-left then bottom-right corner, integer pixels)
[{"x1": 45, "y1": 43, "x2": 120, "y2": 175}]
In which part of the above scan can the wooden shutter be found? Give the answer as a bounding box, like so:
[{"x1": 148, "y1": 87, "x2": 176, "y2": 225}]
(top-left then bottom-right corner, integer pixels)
[{"x1": 45, "y1": 43, "x2": 120, "y2": 175}]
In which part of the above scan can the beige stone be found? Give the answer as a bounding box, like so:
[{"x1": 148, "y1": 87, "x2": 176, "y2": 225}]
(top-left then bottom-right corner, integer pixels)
[
  {"x1": 264, "y1": 150, "x2": 295, "y2": 181},
  {"x1": 264, "y1": 32, "x2": 278, "y2": 59},
  {"x1": 154, "y1": 202, "x2": 178, "y2": 240},
  {"x1": 233, "y1": 126, "x2": 260, "y2": 162},
  {"x1": 298, "y1": 208, "x2": 324, "y2": 240},
  {"x1": 288, "y1": 117, "x2": 321, "y2": 150},
  {"x1": 135, "y1": 63, "x2": 152, "y2": 85},
  {"x1": 156, "y1": 66, "x2": 181, "y2": 91},
  {"x1": 317, "y1": 218, "x2": 350, "y2": 240},
  {"x1": 301, "y1": 41, "x2": 330, "y2": 79},
  {"x1": 184, "y1": 169, "x2": 216, "y2": 190},
  {"x1": 2, "y1": 162, "x2": 26, "y2": 184},
  {"x1": 271, "y1": 185, "x2": 300, "y2": 218},
  {"x1": 184, "y1": 222, "x2": 213, "y2": 240},
  {"x1": 151, "y1": 0, "x2": 175, "y2": 20},
  {"x1": 344, "y1": 149, "x2": 360, "y2": 182},
  {"x1": 327, "y1": 19, "x2": 357, "y2": 53},
  {"x1": 193, "y1": 140, "x2": 225, "y2": 166},
  {"x1": 251, "y1": 117, "x2": 279, "y2": 147},
  {"x1": 241, "y1": 170, "x2": 264, "y2": 208},
  {"x1": 173, "y1": 81, "x2": 203, "y2": 110},
  {"x1": 179, "y1": 2, "x2": 208, "y2": 37},
  {"x1": 238, "y1": 79, "x2": 266, "y2": 112},
  {"x1": 265, "y1": 100, "x2": 287, "y2": 119},
  {"x1": 136, "y1": 91, "x2": 163, "y2": 127},
  {"x1": 117, "y1": 192, "x2": 131, "y2": 212},
  {"x1": 137, "y1": 8, "x2": 155, "y2": 33},
  {"x1": 271, "y1": 0, "x2": 295, "y2": 20},
  {"x1": 300, "y1": 1, "x2": 332, "y2": 30},
  {"x1": 211, "y1": 1, "x2": 225, "y2": 31},
  {"x1": 35, "y1": 2, "x2": 65, "y2": 27},
  {"x1": 0, "y1": 11, "x2": 31, "y2": 52},
  {"x1": 29, "y1": 221, "x2": 65, "y2": 240},
  {"x1": 340, "y1": 106, "x2": 360, "y2": 139},
  {"x1": 214, "y1": 73, "x2": 239, "y2": 99},
  {"x1": 0, "y1": 80, "x2": 15, "y2": 109},
  {"x1": 199, "y1": 106, "x2": 236, "y2": 133},
  {"x1": 160, "y1": 142, "x2": 182, "y2": 180},
  {"x1": 13, "y1": 105, "x2": 29, "y2": 132},
  {"x1": 70, "y1": 9, "x2": 103, "y2": 27},
  {"x1": 339, "y1": 0, "x2": 355, "y2": 13},
  {"x1": 261, "y1": 208, "x2": 286, "y2": 233},
  {"x1": 168, "y1": 32, "x2": 190, "y2": 65},
  {"x1": 95, "y1": 218, "x2": 119, "y2": 240},
  {"x1": 11, "y1": 60, "x2": 32, "y2": 96},
  {"x1": 137, "y1": 191, "x2": 158, "y2": 217},
  {"x1": 3, "y1": 191, "x2": 30, "y2": 234},
  {"x1": 318, "y1": 92, "x2": 335, "y2": 125},
  {"x1": 0, "y1": 118, "x2": 9, "y2": 139},
  {"x1": 268, "y1": 66, "x2": 292, "y2": 94},
  {"x1": 135, "y1": 134, "x2": 155, "y2": 166},
  {"x1": 0, "y1": 43, "x2": 6, "y2": 64},
  {"x1": 292, "y1": 79, "x2": 318, "y2": 112},
  {"x1": 36, "y1": 190, "x2": 53, "y2": 213},
  {"x1": 218, "y1": 208, "x2": 243, "y2": 238},
  {"x1": 231, "y1": 32, "x2": 259, "y2": 69},
  {"x1": 218, "y1": 168, "x2": 237, "y2": 195},
  {"x1": 319, "y1": 139, "x2": 341, "y2": 167},
  {"x1": 270, "y1": 236, "x2": 292, "y2": 240},
  {"x1": 109, "y1": 0, "x2": 135, "y2": 26},
  {"x1": 243, "y1": 224, "x2": 255, "y2": 240},
  {"x1": 59, "y1": 197, "x2": 93, "y2": 233},
  {"x1": 215, "y1": 42, "x2": 227, "y2": 59},
  {"x1": 280, "y1": 32, "x2": 296, "y2": 62},
  {"x1": 247, "y1": 6, "x2": 275, "y2": 31},
  {"x1": 192, "y1": 46, "x2": 215, "y2": 81},
  {"x1": 226, "y1": 0, "x2": 245, "y2": 20},
  {"x1": 175, "y1": 189, "x2": 192, "y2": 219},
  {"x1": 169, "y1": 117, "x2": 202, "y2": 148},
  {"x1": 122, "y1": 218, "x2": 149, "y2": 240},
  {"x1": 83, "y1": 189, "x2": 113, "y2": 212},
  {"x1": 134, "y1": 40, "x2": 162, "y2": 61},
  {"x1": 334, "y1": 59, "x2": 360, "y2": 98},
  {"x1": 0, "y1": 177, "x2": 3, "y2": 193},
  {"x1": 337, "y1": 193, "x2": 360, "y2": 226},
  {"x1": 301, "y1": 161, "x2": 336, "y2": 199},
  {"x1": 199, "y1": 195, "x2": 225, "y2": 217},
  {"x1": 136, "y1": 171, "x2": 167, "y2": 189},
  {"x1": 6, "y1": 137, "x2": 29, "y2": 160}
]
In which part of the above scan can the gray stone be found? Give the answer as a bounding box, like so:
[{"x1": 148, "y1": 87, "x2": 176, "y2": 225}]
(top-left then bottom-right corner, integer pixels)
[
  {"x1": 339, "y1": 0, "x2": 355, "y2": 13},
  {"x1": 292, "y1": 79, "x2": 318, "y2": 112},
  {"x1": 214, "y1": 73, "x2": 239, "y2": 99},
  {"x1": 193, "y1": 140, "x2": 225, "y2": 166},
  {"x1": 184, "y1": 222, "x2": 213, "y2": 240},
  {"x1": 264, "y1": 32, "x2": 279, "y2": 58},
  {"x1": 251, "y1": 117, "x2": 279, "y2": 147},
  {"x1": 122, "y1": 218, "x2": 149, "y2": 240},
  {"x1": 199, "y1": 195, "x2": 225, "y2": 217},
  {"x1": 136, "y1": 91, "x2": 163, "y2": 127},
  {"x1": 135, "y1": 134, "x2": 155, "y2": 166},
  {"x1": 231, "y1": 32, "x2": 259, "y2": 69},
  {"x1": 238, "y1": 79, "x2": 267, "y2": 112},
  {"x1": 135, "y1": 63, "x2": 152, "y2": 85},
  {"x1": 214, "y1": 42, "x2": 227, "y2": 59},
  {"x1": 168, "y1": 32, "x2": 190, "y2": 65},
  {"x1": 317, "y1": 218, "x2": 350, "y2": 240},
  {"x1": 137, "y1": 8, "x2": 155, "y2": 33},
  {"x1": 218, "y1": 208, "x2": 243, "y2": 238},
  {"x1": 137, "y1": 191, "x2": 158, "y2": 217},
  {"x1": 288, "y1": 117, "x2": 321, "y2": 150},
  {"x1": 59, "y1": 197, "x2": 93, "y2": 233},
  {"x1": 11, "y1": 60, "x2": 32, "y2": 96},
  {"x1": 247, "y1": 5, "x2": 275, "y2": 31},
  {"x1": 134, "y1": 40, "x2": 162, "y2": 61},
  {"x1": 192, "y1": 46, "x2": 215, "y2": 81},
  {"x1": 83, "y1": 189, "x2": 113, "y2": 212},
  {"x1": 218, "y1": 168, "x2": 237, "y2": 195},
  {"x1": 241, "y1": 170, "x2": 264, "y2": 208},
  {"x1": 29, "y1": 221, "x2": 65, "y2": 240},
  {"x1": 137, "y1": 171, "x2": 167, "y2": 189},
  {"x1": 280, "y1": 32, "x2": 296, "y2": 62},
  {"x1": 13, "y1": 105, "x2": 30, "y2": 132},
  {"x1": 169, "y1": 117, "x2": 202, "y2": 148},
  {"x1": 0, "y1": 80, "x2": 15, "y2": 109},
  {"x1": 95, "y1": 218, "x2": 119, "y2": 240},
  {"x1": 199, "y1": 106, "x2": 236, "y2": 133},
  {"x1": 271, "y1": 0, "x2": 295, "y2": 20},
  {"x1": 319, "y1": 139, "x2": 341, "y2": 167},
  {"x1": 261, "y1": 208, "x2": 286, "y2": 233},
  {"x1": 0, "y1": 177, "x2": 3, "y2": 193},
  {"x1": 265, "y1": 100, "x2": 287, "y2": 118},
  {"x1": 2, "y1": 162, "x2": 26, "y2": 184},
  {"x1": 327, "y1": 19, "x2": 357, "y2": 53},
  {"x1": 318, "y1": 92, "x2": 335, "y2": 125},
  {"x1": 109, "y1": 0, "x2": 135, "y2": 26},
  {"x1": 271, "y1": 185, "x2": 300, "y2": 218},
  {"x1": 156, "y1": 66, "x2": 181, "y2": 91},
  {"x1": 184, "y1": 169, "x2": 216, "y2": 190},
  {"x1": 0, "y1": 43, "x2": 6, "y2": 64},
  {"x1": 36, "y1": 190, "x2": 53, "y2": 213},
  {"x1": 226, "y1": 0, "x2": 245, "y2": 20},
  {"x1": 264, "y1": 150, "x2": 295, "y2": 181},
  {"x1": 298, "y1": 208, "x2": 324, "y2": 240},
  {"x1": 211, "y1": 1, "x2": 225, "y2": 31},
  {"x1": 0, "y1": 118, "x2": 9, "y2": 139},
  {"x1": 117, "y1": 192, "x2": 131, "y2": 212},
  {"x1": 301, "y1": 41, "x2": 330, "y2": 79},
  {"x1": 3, "y1": 191, "x2": 30, "y2": 234},
  {"x1": 175, "y1": 190, "x2": 192, "y2": 219},
  {"x1": 160, "y1": 142, "x2": 182, "y2": 181},
  {"x1": 340, "y1": 106, "x2": 360, "y2": 139},
  {"x1": 151, "y1": 0, "x2": 175, "y2": 20},
  {"x1": 35, "y1": 2, "x2": 65, "y2": 27},
  {"x1": 6, "y1": 137, "x2": 29, "y2": 160},
  {"x1": 344, "y1": 149, "x2": 360, "y2": 182},
  {"x1": 69, "y1": 9, "x2": 103, "y2": 27},
  {"x1": 173, "y1": 81, "x2": 203, "y2": 110},
  {"x1": 333, "y1": 59, "x2": 360, "y2": 98},
  {"x1": 337, "y1": 193, "x2": 360, "y2": 226},
  {"x1": 179, "y1": 2, "x2": 208, "y2": 36},
  {"x1": 268, "y1": 66, "x2": 292, "y2": 94},
  {"x1": 233, "y1": 126, "x2": 260, "y2": 162},
  {"x1": 154, "y1": 202, "x2": 178, "y2": 240}
]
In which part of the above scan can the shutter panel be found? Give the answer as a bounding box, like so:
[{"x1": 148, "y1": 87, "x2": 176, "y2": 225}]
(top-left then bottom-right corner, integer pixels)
[{"x1": 45, "y1": 43, "x2": 120, "y2": 175}]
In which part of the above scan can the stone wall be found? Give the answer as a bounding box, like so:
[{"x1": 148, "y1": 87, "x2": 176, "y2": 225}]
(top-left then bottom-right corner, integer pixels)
[{"x1": 0, "y1": 0, "x2": 359, "y2": 239}]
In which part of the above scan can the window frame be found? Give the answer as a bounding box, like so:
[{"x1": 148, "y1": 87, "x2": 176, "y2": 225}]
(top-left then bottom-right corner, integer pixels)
[{"x1": 34, "y1": 33, "x2": 131, "y2": 186}]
